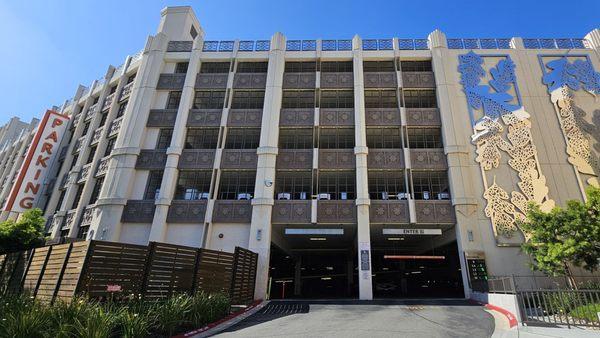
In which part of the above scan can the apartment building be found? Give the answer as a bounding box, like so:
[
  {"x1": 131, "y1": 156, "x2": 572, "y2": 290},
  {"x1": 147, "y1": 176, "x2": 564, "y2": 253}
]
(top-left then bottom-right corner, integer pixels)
[{"x1": 1, "y1": 6, "x2": 599, "y2": 300}]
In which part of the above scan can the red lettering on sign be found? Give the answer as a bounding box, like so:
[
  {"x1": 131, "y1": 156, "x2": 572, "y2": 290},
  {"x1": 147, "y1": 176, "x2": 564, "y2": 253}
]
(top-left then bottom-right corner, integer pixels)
[
  {"x1": 19, "y1": 197, "x2": 34, "y2": 209},
  {"x1": 34, "y1": 169, "x2": 42, "y2": 180},
  {"x1": 24, "y1": 182, "x2": 40, "y2": 194},
  {"x1": 51, "y1": 118, "x2": 63, "y2": 128},
  {"x1": 45, "y1": 131, "x2": 58, "y2": 142},
  {"x1": 36, "y1": 155, "x2": 49, "y2": 168},
  {"x1": 41, "y1": 142, "x2": 53, "y2": 155}
]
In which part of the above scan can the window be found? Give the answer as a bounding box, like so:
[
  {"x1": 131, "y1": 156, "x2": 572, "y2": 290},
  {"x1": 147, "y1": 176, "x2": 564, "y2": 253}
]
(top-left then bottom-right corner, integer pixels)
[
  {"x1": 401, "y1": 60, "x2": 432, "y2": 72},
  {"x1": 364, "y1": 61, "x2": 395, "y2": 72},
  {"x1": 366, "y1": 128, "x2": 402, "y2": 148},
  {"x1": 104, "y1": 137, "x2": 117, "y2": 156},
  {"x1": 175, "y1": 170, "x2": 212, "y2": 200},
  {"x1": 89, "y1": 177, "x2": 104, "y2": 205},
  {"x1": 368, "y1": 171, "x2": 406, "y2": 199},
  {"x1": 231, "y1": 90, "x2": 265, "y2": 109},
  {"x1": 185, "y1": 128, "x2": 219, "y2": 149},
  {"x1": 403, "y1": 90, "x2": 437, "y2": 108},
  {"x1": 116, "y1": 100, "x2": 128, "y2": 117},
  {"x1": 319, "y1": 128, "x2": 355, "y2": 149},
  {"x1": 109, "y1": 85, "x2": 117, "y2": 94},
  {"x1": 279, "y1": 128, "x2": 313, "y2": 149},
  {"x1": 365, "y1": 90, "x2": 398, "y2": 108},
  {"x1": 156, "y1": 129, "x2": 173, "y2": 149},
  {"x1": 275, "y1": 171, "x2": 312, "y2": 199},
  {"x1": 407, "y1": 128, "x2": 443, "y2": 148},
  {"x1": 56, "y1": 190, "x2": 66, "y2": 210},
  {"x1": 87, "y1": 146, "x2": 97, "y2": 164},
  {"x1": 282, "y1": 90, "x2": 315, "y2": 108},
  {"x1": 72, "y1": 184, "x2": 84, "y2": 209},
  {"x1": 93, "y1": 97, "x2": 99, "y2": 104},
  {"x1": 412, "y1": 171, "x2": 450, "y2": 200},
  {"x1": 127, "y1": 74, "x2": 136, "y2": 84},
  {"x1": 77, "y1": 225, "x2": 89, "y2": 239},
  {"x1": 321, "y1": 61, "x2": 353, "y2": 73},
  {"x1": 70, "y1": 155, "x2": 79, "y2": 169},
  {"x1": 285, "y1": 61, "x2": 316, "y2": 73},
  {"x1": 193, "y1": 90, "x2": 225, "y2": 109},
  {"x1": 98, "y1": 112, "x2": 108, "y2": 127},
  {"x1": 237, "y1": 62, "x2": 268, "y2": 73},
  {"x1": 217, "y1": 171, "x2": 256, "y2": 199},
  {"x1": 200, "y1": 62, "x2": 231, "y2": 73},
  {"x1": 318, "y1": 171, "x2": 356, "y2": 200},
  {"x1": 175, "y1": 62, "x2": 189, "y2": 74},
  {"x1": 144, "y1": 171, "x2": 164, "y2": 200},
  {"x1": 225, "y1": 128, "x2": 260, "y2": 149},
  {"x1": 190, "y1": 25, "x2": 198, "y2": 39},
  {"x1": 320, "y1": 90, "x2": 354, "y2": 108},
  {"x1": 166, "y1": 91, "x2": 182, "y2": 109},
  {"x1": 81, "y1": 122, "x2": 90, "y2": 136}
]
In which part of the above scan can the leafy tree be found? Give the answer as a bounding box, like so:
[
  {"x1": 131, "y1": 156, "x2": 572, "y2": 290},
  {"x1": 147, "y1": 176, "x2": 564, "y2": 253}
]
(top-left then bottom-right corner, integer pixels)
[
  {"x1": 0, "y1": 208, "x2": 46, "y2": 254},
  {"x1": 520, "y1": 187, "x2": 600, "y2": 285}
]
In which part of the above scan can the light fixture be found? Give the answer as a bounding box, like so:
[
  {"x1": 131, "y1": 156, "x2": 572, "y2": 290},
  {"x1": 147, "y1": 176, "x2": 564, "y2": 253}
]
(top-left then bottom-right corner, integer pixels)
[
  {"x1": 264, "y1": 179, "x2": 273, "y2": 187},
  {"x1": 321, "y1": 277, "x2": 332, "y2": 280},
  {"x1": 387, "y1": 237, "x2": 405, "y2": 241},
  {"x1": 309, "y1": 237, "x2": 326, "y2": 241},
  {"x1": 384, "y1": 255, "x2": 446, "y2": 260}
]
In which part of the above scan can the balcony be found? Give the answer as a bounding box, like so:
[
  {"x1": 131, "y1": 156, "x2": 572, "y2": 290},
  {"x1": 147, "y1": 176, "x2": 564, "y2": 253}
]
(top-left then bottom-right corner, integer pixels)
[
  {"x1": 102, "y1": 93, "x2": 115, "y2": 110},
  {"x1": 86, "y1": 103, "x2": 99, "y2": 120},
  {"x1": 364, "y1": 72, "x2": 397, "y2": 88},
  {"x1": 187, "y1": 109, "x2": 222, "y2": 127},
  {"x1": 90, "y1": 127, "x2": 103, "y2": 145},
  {"x1": 227, "y1": 109, "x2": 262, "y2": 127},
  {"x1": 120, "y1": 82, "x2": 133, "y2": 100},
  {"x1": 212, "y1": 200, "x2": 252, "y2": 223},
  {"x1": 410, "y1": 149, "x2": 447, "y2": 169},
  {"x1": 73, "y1": 136, "x2": 86, "y2": 154},
  {"x1": 368, "y1": 149, "x2": 404, "y2": 169},
  {"x1": 136, "y1": 149, "x2": 167, "y2": 170},
  {"x1": 80, "y1": 206, "x2": 96, "y2": 227},
  {"x1": 167, "y1": 200, "x2": 208, "y2": 223},
  {"x1": 320, "y1": 72, "x2": 353, "y2": 88},
  {"x1": 78, "y1": 163, "x2": 93, "y2": 183},
  {"x1": 282, "y1": 73, "x2": 316, "y2": 89},
  {"x1": 401, "y1": 71, "x2": 436, "y2": 88},
  {"x1": 272, "y1": 200, "x2": 311, "y2": 223},
  {"x1": 414, "y1": 200, "x2": 455, "y2": 224},
  {"x1": 232, "y1": 73, "x2": 267, "y2": 89},
  {"x1": 64, "y1": 209, "x2": 78, "y2": 230},
  {"x1": 370, "y1": 200, "x2": 409, "y2": 223},
  {"x1": 95, "y1": 156, "x2": 110, "y2": 177},
  {"x1": 178, "y1": 149, "x2": 216, "y2": 169},
  {"x1": 195, "y1": 73, "x2": 229, "y2": 89},
  {"x1": 276, "y1": 149, "x2": 313, "y2": 169},
  {"x1": 121, "y1": 200, "x2": 156, "y2": 223},
  {"x1": 405, "y1": 108, "x2": 441, "y2": 126},
  {"x1": 147, "y1": 109, "x2": 177, "y2": 127},
  {"x1": 156, "y1": 73, "x2": 186, "y2": 90},
  {"x1": 365, "y1": 108, "x2": 401, "y2": 126},
  {"x1": 317, "y1": 200, "x2": 356, "y2": 223},
  {"x1": 220, "y1": 149, "x2": 258, "y2": 169},
  {"x1": 108, "y1": 116, "x2": 123, "y2": 136},
  {"x1": 279, "y1": 108, "x2": 314, "y2": 126},
  {"x1": 318, "y1": 149, "x2": 355, "y2": 169},
  {"x1": 319, "y1": 108, "x2": 354, "y2": 126}
]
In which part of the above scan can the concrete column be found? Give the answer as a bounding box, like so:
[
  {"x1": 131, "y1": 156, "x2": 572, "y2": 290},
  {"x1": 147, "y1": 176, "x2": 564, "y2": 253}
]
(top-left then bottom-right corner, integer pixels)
[
  {"x1": 352, "y1": 35, "x2": 373, "y2": 300},
  {"x1": 148, "y1": 34, "x2": 205, "y2": 243},
  {"x1": 248, "y1": 32, "x2": 286, "y2": 300},
  {"x1": 584, "y1": 29, "x2": 600, "y2": 50},
  {"x1": 93, "y1": 33, "x2": 169, "y2": 242},
  {"x1": 428, "y1": 29, "x2": 477, "y2": 298}
]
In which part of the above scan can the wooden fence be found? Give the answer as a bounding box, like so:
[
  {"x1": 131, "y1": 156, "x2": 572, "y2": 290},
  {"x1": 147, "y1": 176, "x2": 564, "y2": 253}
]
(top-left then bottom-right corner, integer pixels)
[{"x1": 0, "y1": 240, "x2": 258, "y2": 305}]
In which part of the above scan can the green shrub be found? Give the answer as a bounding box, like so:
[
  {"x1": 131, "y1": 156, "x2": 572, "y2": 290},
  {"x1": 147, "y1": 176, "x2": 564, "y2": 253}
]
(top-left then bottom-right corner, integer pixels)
[
  {"x1": 187, "y1": 292, "x2": 231, "y2": 328},
  {"x1": 570, "y1": 303, "x2": 600, "y2": 322},
  {"x1": 0, "y1": 297, "x2": 51, "y2": 338},
  {"x1": 153, "y1": 294, "x2": 194, "y2": 336}
]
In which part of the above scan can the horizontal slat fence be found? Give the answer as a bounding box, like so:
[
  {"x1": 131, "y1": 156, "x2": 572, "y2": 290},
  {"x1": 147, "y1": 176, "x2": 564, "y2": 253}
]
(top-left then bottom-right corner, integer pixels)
[{"x1": 0, "y1": 240, "x2": 258, "y2": 305}]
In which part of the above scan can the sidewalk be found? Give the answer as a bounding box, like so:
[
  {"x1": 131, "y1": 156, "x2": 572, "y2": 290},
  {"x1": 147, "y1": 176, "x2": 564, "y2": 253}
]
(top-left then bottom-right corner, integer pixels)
[{"x1": 489, "y1": 308, "x2": 599, "y2": 338}]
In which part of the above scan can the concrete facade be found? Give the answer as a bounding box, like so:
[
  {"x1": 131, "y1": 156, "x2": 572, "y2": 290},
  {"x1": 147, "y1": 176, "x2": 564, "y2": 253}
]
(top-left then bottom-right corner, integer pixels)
[{"x1": 1, "y1": 6, "x2": 599, "y2": 300}]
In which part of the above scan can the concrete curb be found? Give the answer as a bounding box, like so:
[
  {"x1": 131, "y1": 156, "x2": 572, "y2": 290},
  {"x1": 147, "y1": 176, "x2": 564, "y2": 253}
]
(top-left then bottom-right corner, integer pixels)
[{"x1": 469, "y1": 299, "x2": 518, "y2": 329}]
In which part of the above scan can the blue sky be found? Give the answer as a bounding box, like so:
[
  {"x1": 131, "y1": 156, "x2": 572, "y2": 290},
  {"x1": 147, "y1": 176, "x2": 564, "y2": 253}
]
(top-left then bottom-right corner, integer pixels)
[{"x1": 1, "y1": 0, "x2": 598, "y2": 124}]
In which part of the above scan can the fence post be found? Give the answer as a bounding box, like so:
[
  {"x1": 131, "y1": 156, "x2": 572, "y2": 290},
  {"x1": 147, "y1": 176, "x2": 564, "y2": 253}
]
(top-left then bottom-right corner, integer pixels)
[
  {"x1": 230, "y1": 247, "x2": 241, "y2": 304},
  {"x1": 18, "y1": 249, "x2": 35, "y2": 294},
  {"x1": 140, "y1": 241, "x2": 157, "y2": 299},
  {"x1": 73, "y1": 240, "x2": 94, "y2": 298},
  {"x1": 190, "y1": 248, "x2": 202, "y2": 295},
  {"x1": 50, "y1": 243, "x2": 74, "y2": 304}
]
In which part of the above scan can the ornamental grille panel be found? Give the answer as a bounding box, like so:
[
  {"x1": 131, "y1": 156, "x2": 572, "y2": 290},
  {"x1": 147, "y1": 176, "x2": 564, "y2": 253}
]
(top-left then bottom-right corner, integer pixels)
[
  {"x1": 167, "y1": 200, "x2": 208, "y2": 223},
  {"x1": 227, "y1": 109, "x2": 263, "y2": 127},
  {"x1": 108, "y1": 117, "x2": 123, "y2": 135},
  {"x1": 365, "y1": 108, "x2": 401, "y2": 126},
  {"x1": 364, "y1": 72, "x2": 397, "y2": 88},
  {"x1": 414, "y1": 200, "x2": 455, "y2": 223},
  {"x1": 276, "y1": 149, "x2": 313, "y2": 169},
  {"x1": 271, "y1": 200, "x2": 311, "y2": 224},
  {"x1": 282, "y1": 73, "x2": 317, "y2": 89},
  {"x1": 136, "y1": 150, "x2": 168, "y2": 170},
  {"x1": 147, "y1": 109, "x2": 178, "y2": 127},
  {"x1": 178, "y1": 149, "x2": 216, "y2": 169},
  {"x1": 279, "y1": 108, "x2": 314, "y2": 126},
  {"x1": 167, "y1": 40, "x2": 193, "y2": 52},
  {"x1": 195, "y1": 73, "x2": 229, "y2": 89},
  {"x1": 212, "y1": 200, "x2": 253, "y2": 223},
  {"x1": 368, "y1": 149, "x2": 405, "y2": 169},
  {"x1": 319, "y1": 108, "x2": 355, "y2": 126},
  {"x1": 220, "y1": 149, "x2": 258, "y2": 169},
  {"x1": 370, "y1": 200, "x2": 410, "y2": 223},
  {"x1": 402, "y1": 72, "x2": 436, "y2": 88},
  {"x1": 410, "y1": 149, "x2": 447, "y2": 169},
  {"x1": 156, "y1": 73, "x2": 186, "y2": 90},
  {"x1": 121, "y1": 200, "x2": 156, "y2": 223},
  {"x1": 319, "y1": 149, "x2": 355, "y2": 169},
  {"x1": 232, "y1": 73, "x2": 267, "y2": 88},
  {"x1": 187, "y1": 109, "x2": 222, "y2": 127},
  {"x1": 405, "y1": 108, "x2": 441, "y2": 126},
  {"x1": 317, "y1": 200, "x2": 357, "y2": 223},
  {"x1": 320, "y1": 72, "x2": 354, "y2": 88}
]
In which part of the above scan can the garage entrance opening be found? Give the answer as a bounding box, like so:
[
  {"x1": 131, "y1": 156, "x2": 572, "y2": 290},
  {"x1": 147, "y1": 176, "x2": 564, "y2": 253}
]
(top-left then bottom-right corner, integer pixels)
[{"x1": 371, "y1": 224, "x2": 464, "y2": 298}]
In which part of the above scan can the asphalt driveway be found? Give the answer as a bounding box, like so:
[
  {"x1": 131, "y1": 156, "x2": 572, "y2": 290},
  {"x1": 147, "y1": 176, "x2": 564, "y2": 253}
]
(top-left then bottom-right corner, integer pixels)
[{"x1": 214, "y1": 299, "x2": 494, "y2": 338}]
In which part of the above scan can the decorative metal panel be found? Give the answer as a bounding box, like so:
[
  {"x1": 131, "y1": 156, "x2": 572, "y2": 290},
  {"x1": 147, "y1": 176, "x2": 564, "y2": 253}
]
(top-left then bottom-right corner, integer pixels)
[
  {"x1": 364, "y1": 72, "x2": 397, "y2": 88},
  {"x1": 147, "y1": 109, "x2": 177, "y2": 127},
  {"x1": 212, "y1": 200, "x2": 252, "y2": 223},
  {"x1": 195, "y1": 74, "x2": 229, "y2": 89},
  {"x1": 156, "y1": 74, "x2": 186, "y2": 90},
  {"x1": 227, "y1": 109, "x2": 262, "y2": 127},
  {"x1": 203, "y1": 41, "x2": 218, "y2": 52},
  {"x1": 318, "y1": 149, "x2": 355, "y2": 169},
  {"x1": 218, "y1": 41, "x2": 234, "y2": 51},
  {"x1": 108, "y1": 117, "x2": 123, "y2": 136},
  {"x1": 414, "y1": 200, "x2": 455, "y2": 224},
  {"x1": 103, "y1": 93, "x2": 115, "y2": 110},
  {"x1": 187, "y1": 109, "x2": 222, "y2": 127},
  {"x1": 320, "y1": 72, "x2": 353, "y2": 88},
  {"x1": 120, "y1": 82, "x2": 133, "y2": 100},
  {"x1": 405, "y1": 108, "x2": 441, "y2": 126},
  {"x1": 276, "y1": 149, "x2": 313, "y2": 169},
  {"x1": 90, "y1": 127, "x2": 103, "y2": 145},
  {"x1": 232, "y1": 73, "x2": 267, "y2": 88},
  {"x1": 282, "y1": 73, "x2": 316, "y2": 89},
  {"x1": 370, "y1": 200, "x2": 409, "y2": 223},
  {"x1": 121, "y1": 200, "x2": 156, "y2": 223},
  {"x1": 410, "y1": 149, "x2": 447, "y2": 169},
  {"x1": 368, "y1": 149, "x2": 404, "y2": 169},
  {"x1": 271, "y1": 200, "x2": 311, "y2": 223},
  {"x1": 401, "y1": 72, "x2": 436, "y2": 88},
  {"x1": 178, "y1": 149, "x2": 215, "y2": 169},
  {"x1": 136, "y1": 150, "x2": 168, "y2": 169},
  {"x1": 78, "y1": 163, "x2": 92, "y2": 183},
  {"x1": 319, "y1": 108, "x2": 354, "y2": 126},
  {"x1": 64, "y1": 210, "x2": 77, "y2": 230},
  {"x1": 317, "y1": 200, "x2": 356, "y2": 223},
  {"x1": 80, "y1": 206, "x2": 95, "y2": 226},
  {"x1": 167, "y1": 41, "x2": 193, "y2": 52},
  {"x1": 95, "y1": 156, "x2": 109, "y2": 177},
  {"x1": 365, "y1": 108, "x2": 401, "y2": 126},
  {"x1": 167, "y1": 200, "x2": 208, "y2": 223},
  {"x1": 220, "y1": 149, "x2": 258, "y2": 169},
  {"x1": 279, "y1": 108, "x2": 314, "y2": 126}
]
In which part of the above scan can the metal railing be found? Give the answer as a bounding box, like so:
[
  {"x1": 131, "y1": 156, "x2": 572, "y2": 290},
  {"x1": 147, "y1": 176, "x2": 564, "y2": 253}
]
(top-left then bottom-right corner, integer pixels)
[
  {"x1": 286, "y1": 40, "x2": 317, "y2": 51},
  {"x1": 447, "y1": 38, "x2": 512, "y2": 49},
  {"x1": 518, "y1": 290, "x2": 600, "y2": 328},
  {"x1": 523, "y1": 38, "x2": 590, "y2": 49}
]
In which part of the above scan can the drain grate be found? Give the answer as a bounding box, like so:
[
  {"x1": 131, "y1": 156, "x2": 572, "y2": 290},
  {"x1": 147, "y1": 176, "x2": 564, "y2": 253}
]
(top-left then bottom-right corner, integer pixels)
[{"x1": 259, "y1": 302, "x2": 310, "y2": 315}]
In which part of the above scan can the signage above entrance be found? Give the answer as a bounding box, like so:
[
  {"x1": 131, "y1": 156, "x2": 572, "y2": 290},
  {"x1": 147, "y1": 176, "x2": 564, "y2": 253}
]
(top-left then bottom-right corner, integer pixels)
[{"x1": 383, "y1": 228, "x2": 442, "y2": 236}]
